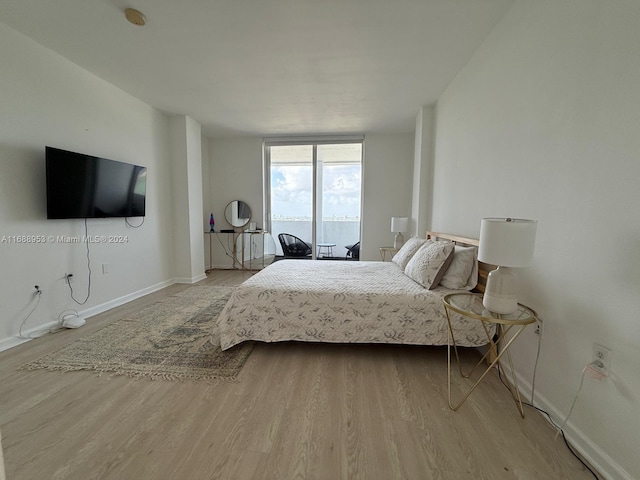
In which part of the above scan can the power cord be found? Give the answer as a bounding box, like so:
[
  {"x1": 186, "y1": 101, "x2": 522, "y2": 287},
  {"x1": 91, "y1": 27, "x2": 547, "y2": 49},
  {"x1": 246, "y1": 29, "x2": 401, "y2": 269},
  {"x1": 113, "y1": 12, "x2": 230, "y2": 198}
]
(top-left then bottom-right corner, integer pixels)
[
  {"x1": 67, "y1": 218, "x2": 92, "y2": 305},
  {"x1": 18, "y1": 287, "x2": 43, "y2": 339},
  {"x1": 18, "y1": 286, "x2": 64, "y2": 339},
  {"x1": 494, "y1": 327, "x2": 600, "y2": 480},
  {"x1": 514, "y1": 391, "x2": 600, "y2": 480},
  {"x1": 555, "y1": 362, "x2": 599, "y2": 438},
  {"x1": 530, "y1": 317, "x2": 544, "y2": 404},
  {"x1": 214, "y1": 231, "x2": 237, "y2": 262},
  {"x1": 57, "y1": 309, "x2": 82, "y2": 326}
]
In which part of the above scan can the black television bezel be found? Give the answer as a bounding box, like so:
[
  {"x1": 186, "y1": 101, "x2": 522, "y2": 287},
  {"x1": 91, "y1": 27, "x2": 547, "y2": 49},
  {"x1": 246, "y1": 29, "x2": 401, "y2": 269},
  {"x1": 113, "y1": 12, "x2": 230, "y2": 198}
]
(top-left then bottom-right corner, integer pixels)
[{"x1": 45, "y1": 146, "x2": 147, "y2": 219}]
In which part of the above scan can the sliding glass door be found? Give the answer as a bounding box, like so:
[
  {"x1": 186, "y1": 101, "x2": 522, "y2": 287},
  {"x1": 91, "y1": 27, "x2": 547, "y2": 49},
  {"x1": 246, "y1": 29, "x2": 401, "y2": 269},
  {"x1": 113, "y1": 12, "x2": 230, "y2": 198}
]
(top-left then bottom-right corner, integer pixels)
[
  {"x1": 268, "y1": 144, "x2": 314, "y2": 255},
  {"x1": 265, "y1": 139, "x2": 363, "y2": 260}
]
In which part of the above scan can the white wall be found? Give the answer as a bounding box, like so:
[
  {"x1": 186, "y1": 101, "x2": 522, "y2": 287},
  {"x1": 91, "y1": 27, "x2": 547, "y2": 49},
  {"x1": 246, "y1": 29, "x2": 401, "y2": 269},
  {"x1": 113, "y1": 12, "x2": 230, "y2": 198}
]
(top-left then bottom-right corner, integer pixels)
[
  {"x1": 432, "y1": 1, "x2": 640, "y2": 478},
  {"x1": 205, "y1": 134, "x2": 414, "y2": 265},
  {"x1": 206, "y1": 137, "x2": 265, "y2": 269},
  {"x1": 0, "y1": 23, "x2": 176, "y2": 349},
  {"x1": 361, "y1": 133, "x2": 414, "y2": 260}
]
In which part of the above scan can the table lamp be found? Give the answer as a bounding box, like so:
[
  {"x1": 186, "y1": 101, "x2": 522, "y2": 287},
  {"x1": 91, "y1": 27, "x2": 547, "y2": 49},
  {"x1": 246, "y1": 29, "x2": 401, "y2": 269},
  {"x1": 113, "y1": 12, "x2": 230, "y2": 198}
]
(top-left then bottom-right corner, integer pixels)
[
  {"x1": 478, "y1": 218, "x2": 537, "y2": 314},
  {"x1": 391, "y1": 217, "x2": 408, "y2": 249}
]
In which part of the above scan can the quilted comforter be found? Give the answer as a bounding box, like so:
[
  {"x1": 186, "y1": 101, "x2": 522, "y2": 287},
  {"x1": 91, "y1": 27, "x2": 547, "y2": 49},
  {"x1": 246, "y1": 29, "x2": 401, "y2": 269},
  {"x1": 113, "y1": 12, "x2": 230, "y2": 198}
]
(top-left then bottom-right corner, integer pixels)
[{"x1": 217, "y1": 259, "x2": 491, "y2": 350}]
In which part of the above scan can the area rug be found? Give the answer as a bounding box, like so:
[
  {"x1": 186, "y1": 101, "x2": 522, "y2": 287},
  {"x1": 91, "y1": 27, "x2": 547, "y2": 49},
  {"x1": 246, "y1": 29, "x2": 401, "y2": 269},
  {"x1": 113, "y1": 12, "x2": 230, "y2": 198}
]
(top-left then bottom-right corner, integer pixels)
[{"x1": 21, "y1": 286, "x2": 253, "y2": 383}]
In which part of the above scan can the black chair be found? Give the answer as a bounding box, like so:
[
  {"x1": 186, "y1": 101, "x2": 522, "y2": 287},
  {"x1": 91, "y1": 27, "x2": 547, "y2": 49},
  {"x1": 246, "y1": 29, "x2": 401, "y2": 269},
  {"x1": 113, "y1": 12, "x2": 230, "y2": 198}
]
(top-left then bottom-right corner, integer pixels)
[
  {"x1": 345, "y1": 242, "x2": 360, "y2": 260},
  {"x1": 278, "y1": 233, "x2": 313, "y2": 258}
]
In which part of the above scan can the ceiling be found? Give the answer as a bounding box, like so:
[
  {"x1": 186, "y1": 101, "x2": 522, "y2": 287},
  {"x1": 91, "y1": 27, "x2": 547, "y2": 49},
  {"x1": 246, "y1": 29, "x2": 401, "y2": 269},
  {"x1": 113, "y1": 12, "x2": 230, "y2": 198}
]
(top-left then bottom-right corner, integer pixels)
[{"x1": 0, "y1": 0, "x2": 513, "y2": 138}]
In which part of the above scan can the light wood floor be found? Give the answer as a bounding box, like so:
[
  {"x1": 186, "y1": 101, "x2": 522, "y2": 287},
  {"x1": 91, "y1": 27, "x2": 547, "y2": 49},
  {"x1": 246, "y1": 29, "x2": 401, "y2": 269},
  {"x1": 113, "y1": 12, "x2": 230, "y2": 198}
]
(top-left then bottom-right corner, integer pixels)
[{"x1": 0, "y1": 270, "x2": 596, "y2": 480}]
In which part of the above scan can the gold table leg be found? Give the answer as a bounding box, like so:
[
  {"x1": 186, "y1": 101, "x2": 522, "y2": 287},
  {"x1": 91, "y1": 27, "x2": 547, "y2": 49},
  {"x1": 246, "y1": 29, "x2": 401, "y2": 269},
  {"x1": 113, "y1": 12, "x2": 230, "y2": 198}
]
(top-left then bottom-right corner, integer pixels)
[{"x1": 446, "y1": 308, "x2": 529, "y2": 418}]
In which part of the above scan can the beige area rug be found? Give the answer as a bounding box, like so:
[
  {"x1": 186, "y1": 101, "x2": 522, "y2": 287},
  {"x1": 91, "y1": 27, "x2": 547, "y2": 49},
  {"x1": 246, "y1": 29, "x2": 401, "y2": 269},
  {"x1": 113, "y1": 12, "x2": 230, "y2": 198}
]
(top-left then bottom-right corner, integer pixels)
[{"x1": 21, "y1": 286, "x2": 253, "y2": 383}]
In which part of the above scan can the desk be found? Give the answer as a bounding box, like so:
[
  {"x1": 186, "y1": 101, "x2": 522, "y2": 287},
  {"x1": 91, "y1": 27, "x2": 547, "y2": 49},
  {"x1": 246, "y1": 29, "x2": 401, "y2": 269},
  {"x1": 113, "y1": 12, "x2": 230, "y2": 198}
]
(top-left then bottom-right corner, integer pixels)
[
  {"x1": 205, "y1": 230, "x2": 215, "y2": 273},
  {"x1": 205, "y1": 231, "x2": 275, "y2": 271},
  {"x1": 237, "y1": 231, "x2": 276, "y2": 270},
  {"x1": 316, "y1": 242, "x2": 336, "y2": 258},
  {"x1": 205, "y1": 231, "x2": 234, "y2": 271},
  {"x1": 442, "y1": 293, "x2": 536, "y2": 417}
]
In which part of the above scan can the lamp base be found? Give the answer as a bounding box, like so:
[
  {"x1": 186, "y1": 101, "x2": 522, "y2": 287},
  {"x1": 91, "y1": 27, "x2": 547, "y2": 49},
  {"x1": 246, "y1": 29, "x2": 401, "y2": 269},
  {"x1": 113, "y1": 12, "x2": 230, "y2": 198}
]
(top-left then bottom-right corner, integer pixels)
[
  {"x1": 483, "y1": 266, "x2": 518, "y2": 314},
  {"x1": 393, "y1": 232, "x2": 405, "y2": 249}
]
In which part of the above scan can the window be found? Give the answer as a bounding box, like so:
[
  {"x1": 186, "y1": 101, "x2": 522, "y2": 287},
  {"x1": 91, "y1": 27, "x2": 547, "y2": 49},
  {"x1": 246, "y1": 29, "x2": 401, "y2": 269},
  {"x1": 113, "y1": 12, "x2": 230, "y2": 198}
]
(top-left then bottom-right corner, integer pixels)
[{"x1": 264, "y1": 137, "x2": 363, "y2": 260}]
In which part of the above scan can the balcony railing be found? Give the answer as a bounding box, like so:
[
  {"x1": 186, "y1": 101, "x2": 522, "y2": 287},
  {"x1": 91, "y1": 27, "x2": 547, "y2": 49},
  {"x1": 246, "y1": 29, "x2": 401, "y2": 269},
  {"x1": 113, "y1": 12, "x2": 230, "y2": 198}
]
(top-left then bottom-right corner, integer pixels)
[{"x1": 271, "y1": 219, "x2": 360, "y2": 259}]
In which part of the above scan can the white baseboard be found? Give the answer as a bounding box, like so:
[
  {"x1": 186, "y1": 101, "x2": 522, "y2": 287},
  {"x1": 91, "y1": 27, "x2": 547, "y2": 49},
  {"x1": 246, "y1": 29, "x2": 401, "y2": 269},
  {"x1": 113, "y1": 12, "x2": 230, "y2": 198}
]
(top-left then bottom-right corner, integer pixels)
[
  {"x1": 0, "y1": 336, "x2": 33, "y2": 352},
  {"x1": 507, "y1": 365, "x2": 633, "y2": 480},
  {"x1": 174, "y1": 273, "x2": 207, "y2": 284},
  {"x1": 79, "y1": 279, "x2": 176, "y2": 319},
  {"x1": 0, "y1": 278, "x2": 176, "y2": 354}
]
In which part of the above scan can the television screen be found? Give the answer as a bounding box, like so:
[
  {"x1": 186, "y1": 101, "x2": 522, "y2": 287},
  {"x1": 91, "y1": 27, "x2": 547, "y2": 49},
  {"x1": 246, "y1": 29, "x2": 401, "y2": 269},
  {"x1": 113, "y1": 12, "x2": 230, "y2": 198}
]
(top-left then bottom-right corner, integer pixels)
[{"x1": 46, "y1": 147, "x2": 147, "y2": 219}]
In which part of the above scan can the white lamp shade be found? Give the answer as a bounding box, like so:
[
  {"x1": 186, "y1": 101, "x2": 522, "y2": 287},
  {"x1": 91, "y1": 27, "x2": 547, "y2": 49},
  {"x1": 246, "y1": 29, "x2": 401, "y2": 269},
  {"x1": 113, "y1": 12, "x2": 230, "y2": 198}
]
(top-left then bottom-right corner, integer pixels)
[
  {"x1": 478, "y1": 218, "x2": 537, "y2": 267},
  {"x1": 391, "y1": 217, "x2": 408, "y2": 233}
]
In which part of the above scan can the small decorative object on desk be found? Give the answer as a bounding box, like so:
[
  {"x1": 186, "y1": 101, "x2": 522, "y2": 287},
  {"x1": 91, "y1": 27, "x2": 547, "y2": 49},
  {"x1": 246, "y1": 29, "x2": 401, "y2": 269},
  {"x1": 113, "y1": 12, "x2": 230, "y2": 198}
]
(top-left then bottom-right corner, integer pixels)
[{"x1": 209, "y1": 213, "x2": 215, "y2": 232}]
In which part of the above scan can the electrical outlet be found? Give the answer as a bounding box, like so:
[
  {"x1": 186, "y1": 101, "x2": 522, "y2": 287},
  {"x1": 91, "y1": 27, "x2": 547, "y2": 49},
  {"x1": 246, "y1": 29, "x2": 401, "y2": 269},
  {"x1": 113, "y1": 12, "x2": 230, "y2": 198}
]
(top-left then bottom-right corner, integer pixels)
[
  {"x1": 534, "y1": 318, "x2": 543, "y2": 335},
  {"x1": 592, "y1": 344, "x2": 611, "y2": 376},
  {"x1": 102, "y1": 263, "x2": 109, "y2": 274}
]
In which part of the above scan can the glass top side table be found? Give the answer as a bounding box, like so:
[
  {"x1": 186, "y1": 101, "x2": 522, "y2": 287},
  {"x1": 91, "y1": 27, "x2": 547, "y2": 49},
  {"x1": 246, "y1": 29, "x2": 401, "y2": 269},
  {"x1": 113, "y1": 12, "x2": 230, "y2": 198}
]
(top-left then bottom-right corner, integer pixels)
[
  {"x1": 443, "y1": 292, "x2": 537, "y2": 417},
  {"x1": 379, "y1": 246, "x2": 398, "y2": 261}
]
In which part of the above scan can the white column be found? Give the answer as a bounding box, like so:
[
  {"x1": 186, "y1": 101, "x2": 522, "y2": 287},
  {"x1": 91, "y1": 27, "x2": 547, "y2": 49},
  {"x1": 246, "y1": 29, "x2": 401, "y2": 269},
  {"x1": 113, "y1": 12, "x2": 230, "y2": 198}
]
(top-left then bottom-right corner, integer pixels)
[
  {"x1": 169, "y1": 115, "x2": 205, "y2": 283},
  {"x1": 412, "y1": 105, "x2": 434, "y2": 237}
]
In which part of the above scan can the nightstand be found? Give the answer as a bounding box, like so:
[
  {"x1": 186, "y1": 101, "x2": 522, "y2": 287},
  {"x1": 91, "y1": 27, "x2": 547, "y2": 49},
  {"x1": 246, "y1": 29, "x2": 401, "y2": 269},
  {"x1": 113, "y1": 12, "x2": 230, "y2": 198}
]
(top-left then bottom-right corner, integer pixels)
[
  {"x1": 442, "y1": 292, "x2": 537, "y2": 417},
  {"x1": 379, "y1": 246, "x2": 398, "y2": 261}
]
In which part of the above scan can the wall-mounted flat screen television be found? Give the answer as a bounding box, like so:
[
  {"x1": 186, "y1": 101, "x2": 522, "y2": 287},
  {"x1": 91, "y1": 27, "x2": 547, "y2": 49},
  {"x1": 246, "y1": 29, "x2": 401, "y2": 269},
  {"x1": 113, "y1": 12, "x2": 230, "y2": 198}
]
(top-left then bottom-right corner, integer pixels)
[{"x1": 46, "y1": 146, "x2": 147, "y2": 219}]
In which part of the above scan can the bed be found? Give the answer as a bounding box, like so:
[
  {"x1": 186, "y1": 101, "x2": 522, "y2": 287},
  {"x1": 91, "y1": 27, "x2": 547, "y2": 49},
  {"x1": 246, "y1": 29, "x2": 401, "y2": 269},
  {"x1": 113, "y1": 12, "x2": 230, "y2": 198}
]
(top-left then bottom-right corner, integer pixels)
[{"x1": 217, "y1": 232, "x2": 495, "y2": 351}]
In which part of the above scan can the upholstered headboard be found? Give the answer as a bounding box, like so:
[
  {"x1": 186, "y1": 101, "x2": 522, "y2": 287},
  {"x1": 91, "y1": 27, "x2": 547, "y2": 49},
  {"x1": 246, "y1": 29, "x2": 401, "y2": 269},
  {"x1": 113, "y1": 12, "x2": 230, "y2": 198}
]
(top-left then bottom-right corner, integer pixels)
[{"x1": 425, "y1": 231, "x2": 494, "y2": 293}]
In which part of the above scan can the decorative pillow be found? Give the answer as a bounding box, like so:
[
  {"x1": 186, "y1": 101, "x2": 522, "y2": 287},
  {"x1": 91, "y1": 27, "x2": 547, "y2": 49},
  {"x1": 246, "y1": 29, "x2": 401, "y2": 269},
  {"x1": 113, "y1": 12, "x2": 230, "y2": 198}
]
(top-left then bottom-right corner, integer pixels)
[
  {"x1": 440, "y1": 246, "x2": 478, "y2": 290},
  {"x1": 404, "y1": 240, "x2": 455, "y2": 289},
  {"x1": 392, "y1": 237, "x2": 427, "y2": 270},
  {"x1": 466, "y1": 255, "x2": 479, "y2": 290}
]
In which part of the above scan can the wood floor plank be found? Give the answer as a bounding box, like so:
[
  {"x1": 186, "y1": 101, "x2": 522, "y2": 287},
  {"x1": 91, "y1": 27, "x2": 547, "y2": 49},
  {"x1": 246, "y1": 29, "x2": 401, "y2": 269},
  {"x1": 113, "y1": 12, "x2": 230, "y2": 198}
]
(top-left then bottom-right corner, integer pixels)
[{"x1": 0, "y1": 270, "x2": 598, "y2": 479}]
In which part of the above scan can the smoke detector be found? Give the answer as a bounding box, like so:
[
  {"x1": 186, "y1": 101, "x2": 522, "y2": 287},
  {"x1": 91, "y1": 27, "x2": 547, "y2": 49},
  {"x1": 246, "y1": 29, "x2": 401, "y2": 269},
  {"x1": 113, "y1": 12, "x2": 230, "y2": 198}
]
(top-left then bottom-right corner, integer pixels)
[{"x1": 125, "y1": 8, "x2": 146, "y2": 26}]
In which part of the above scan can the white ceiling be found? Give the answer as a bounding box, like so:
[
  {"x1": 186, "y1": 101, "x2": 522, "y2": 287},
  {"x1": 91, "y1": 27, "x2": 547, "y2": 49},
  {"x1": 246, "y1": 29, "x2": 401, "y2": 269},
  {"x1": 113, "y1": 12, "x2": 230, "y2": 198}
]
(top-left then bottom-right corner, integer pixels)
[{"x1": 0, "y1": 0, "x2": 513, "y2": 138}]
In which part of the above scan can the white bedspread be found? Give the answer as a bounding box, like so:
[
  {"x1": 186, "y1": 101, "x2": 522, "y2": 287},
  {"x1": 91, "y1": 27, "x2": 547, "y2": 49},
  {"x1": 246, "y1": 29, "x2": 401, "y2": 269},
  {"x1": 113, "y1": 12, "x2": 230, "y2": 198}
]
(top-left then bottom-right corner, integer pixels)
[{"x1": 217, "y1": 260, "x2": 491, "y2": 350}]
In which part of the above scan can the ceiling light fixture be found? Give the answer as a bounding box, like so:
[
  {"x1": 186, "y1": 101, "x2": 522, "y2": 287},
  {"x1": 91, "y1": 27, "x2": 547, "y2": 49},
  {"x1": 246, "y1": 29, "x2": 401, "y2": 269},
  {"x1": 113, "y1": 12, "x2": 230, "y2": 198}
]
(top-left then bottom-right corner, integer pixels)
[{"x1": 124, "y1": 8, "x2": 146, "y2": 26}]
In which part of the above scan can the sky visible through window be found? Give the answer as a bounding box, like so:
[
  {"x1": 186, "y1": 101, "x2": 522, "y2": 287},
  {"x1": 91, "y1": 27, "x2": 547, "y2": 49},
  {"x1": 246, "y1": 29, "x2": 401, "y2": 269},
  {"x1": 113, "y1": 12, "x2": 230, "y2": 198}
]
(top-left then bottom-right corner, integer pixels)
[{"x1": 270, "y1": 144, "x2": 361, "y2": 220}]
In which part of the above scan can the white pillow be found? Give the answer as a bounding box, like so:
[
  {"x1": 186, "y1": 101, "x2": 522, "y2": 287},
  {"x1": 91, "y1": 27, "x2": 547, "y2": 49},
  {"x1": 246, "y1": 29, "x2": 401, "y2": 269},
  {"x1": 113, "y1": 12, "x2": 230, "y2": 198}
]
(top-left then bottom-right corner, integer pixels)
[
  {"x1": 404, "y1": 240, "x2": 455, "y2": 289},
  {"x1": 392, "y1": 237, "x2": 427, "y2": 270},
  {"x1": 440, "y1": 246, "x2": 478, "y2": 290}
]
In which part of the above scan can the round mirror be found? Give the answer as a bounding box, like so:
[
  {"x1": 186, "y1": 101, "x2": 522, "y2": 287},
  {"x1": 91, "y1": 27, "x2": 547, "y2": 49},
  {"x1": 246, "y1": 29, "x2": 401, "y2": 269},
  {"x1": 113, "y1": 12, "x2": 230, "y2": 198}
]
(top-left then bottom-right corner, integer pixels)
[{"x1": 224, "y1": 200, "x2": 251, "y2": 228}]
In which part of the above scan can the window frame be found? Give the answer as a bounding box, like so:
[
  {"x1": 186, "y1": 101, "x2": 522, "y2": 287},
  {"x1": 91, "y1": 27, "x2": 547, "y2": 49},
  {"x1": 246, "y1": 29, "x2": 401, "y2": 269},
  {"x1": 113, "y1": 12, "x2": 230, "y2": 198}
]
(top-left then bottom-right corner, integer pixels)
[{"x1": 263, "y1": 135, "x2": 364, "y2": 259}]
